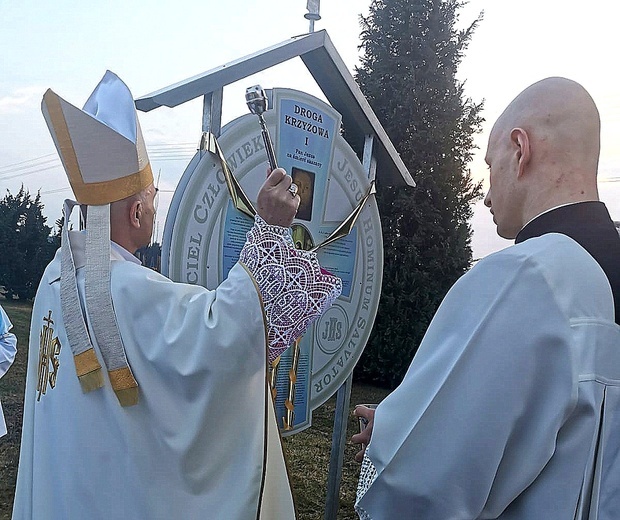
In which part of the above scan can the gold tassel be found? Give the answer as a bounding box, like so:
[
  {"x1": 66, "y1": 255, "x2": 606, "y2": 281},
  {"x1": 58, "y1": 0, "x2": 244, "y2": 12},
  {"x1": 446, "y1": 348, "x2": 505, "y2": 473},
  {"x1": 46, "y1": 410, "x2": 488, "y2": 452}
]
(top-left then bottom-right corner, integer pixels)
[
  {"x1": 114, "y1": 387, "x2": 139, "y2": 407},
  {"x1": 282, "y1": 338, "x2": 302, "y2": 431},
  {"x1": 74, "y1": 348, "x2": 104, "y2": 393},
  {"x1": 269, "y1": 356, "x2": 280, "y2": 401},
  {"x1": 109, "y1": 367, "x2": 139, "y2": 407}
]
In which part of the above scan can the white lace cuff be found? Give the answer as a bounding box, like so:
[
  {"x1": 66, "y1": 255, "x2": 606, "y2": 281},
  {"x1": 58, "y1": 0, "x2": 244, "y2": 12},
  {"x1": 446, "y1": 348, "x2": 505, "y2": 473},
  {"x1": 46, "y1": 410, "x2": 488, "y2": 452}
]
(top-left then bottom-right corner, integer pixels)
[
  {"x1": 355, "y1": 449, "x2": 378, "y2": 519},
  {"x1": 239, "y1": 215, "x2": 342, "y2": 362}
]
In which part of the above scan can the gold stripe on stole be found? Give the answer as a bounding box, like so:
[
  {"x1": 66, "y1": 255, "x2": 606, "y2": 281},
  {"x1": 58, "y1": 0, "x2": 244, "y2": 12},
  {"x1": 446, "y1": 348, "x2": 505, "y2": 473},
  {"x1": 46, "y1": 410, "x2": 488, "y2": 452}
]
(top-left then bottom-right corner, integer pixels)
[
  {"x1": 108, "y1": 367, "x2": 139, "y2": 407},
  {"x1": 73, "y1": 348, "x2": 104, "y2": 393}
]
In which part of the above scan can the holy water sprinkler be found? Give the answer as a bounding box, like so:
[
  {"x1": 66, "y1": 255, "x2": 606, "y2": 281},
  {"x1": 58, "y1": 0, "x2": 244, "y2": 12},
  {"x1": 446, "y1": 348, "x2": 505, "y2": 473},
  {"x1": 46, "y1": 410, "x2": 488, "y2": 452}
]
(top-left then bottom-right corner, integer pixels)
[{"x1": 245, "y1": 85, "x2": 278, "y2": 170}]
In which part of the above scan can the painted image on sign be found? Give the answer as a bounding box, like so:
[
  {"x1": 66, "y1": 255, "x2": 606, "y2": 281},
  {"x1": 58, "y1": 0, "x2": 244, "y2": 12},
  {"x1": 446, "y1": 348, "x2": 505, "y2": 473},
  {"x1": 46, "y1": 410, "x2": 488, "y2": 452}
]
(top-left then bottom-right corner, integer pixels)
[{"x1": 292, "y1": 167, "x2": 315, "y2": 221}]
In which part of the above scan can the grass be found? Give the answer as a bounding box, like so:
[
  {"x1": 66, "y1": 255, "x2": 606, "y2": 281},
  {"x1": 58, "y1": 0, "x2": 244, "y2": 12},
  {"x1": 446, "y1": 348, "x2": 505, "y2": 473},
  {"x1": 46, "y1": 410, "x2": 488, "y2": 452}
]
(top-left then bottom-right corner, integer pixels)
[
  {"x1": 0, "y1": 299, "x2": 30, "y2": 520},
  {"x1": 285, "y1": 384, "x2": 389, "y2": 519},
  {"x1": 0, "y1": 300, "x2": 389, "y2": 520}
]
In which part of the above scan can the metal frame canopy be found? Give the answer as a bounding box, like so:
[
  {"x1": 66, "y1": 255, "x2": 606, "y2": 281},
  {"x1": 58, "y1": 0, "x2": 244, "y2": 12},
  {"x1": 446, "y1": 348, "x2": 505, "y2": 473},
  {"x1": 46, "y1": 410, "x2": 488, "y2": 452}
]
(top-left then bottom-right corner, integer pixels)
[{"x1": 135, "y1": 29, "x2": 414, "y2": 187}]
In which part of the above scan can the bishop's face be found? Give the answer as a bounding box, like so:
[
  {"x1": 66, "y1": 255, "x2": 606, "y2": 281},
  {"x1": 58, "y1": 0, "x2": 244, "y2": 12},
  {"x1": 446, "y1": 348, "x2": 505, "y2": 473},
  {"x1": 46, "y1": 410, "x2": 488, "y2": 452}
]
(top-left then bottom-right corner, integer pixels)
[{"x1": 483, "y1": 125, "x2": 523, "y2": 240}]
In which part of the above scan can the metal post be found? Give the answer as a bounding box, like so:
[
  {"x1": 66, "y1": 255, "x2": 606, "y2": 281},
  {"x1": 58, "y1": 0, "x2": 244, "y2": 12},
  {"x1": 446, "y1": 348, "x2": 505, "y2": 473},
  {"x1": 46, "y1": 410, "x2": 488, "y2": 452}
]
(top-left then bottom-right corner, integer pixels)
[
  {"x1": 199, "y1": 89, "x2": 223, "y2": 157},
  {"x1": 324, "y1": 134, "x2": 376, "y2": 520},
  {"x1": 304, "y1": 0, "x2": 321, "y2": 34},
  {"x1": 324, "y1": 373, "x2": 353, "y2": 520},
  {"x1": 362, "y1": 134, "x2": 377, "y2": 181}
]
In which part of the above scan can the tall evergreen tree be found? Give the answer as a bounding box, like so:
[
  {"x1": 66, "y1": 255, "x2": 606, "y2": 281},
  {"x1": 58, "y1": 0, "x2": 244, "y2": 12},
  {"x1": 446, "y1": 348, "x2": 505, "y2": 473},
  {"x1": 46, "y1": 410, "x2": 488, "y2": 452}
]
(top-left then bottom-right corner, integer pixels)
[
  {"x1": 0, "y1": 186, "x2": 57, "y2": 300},
  {"x1": 354, "y1": 0, "x2": 484, "y2": 387}
]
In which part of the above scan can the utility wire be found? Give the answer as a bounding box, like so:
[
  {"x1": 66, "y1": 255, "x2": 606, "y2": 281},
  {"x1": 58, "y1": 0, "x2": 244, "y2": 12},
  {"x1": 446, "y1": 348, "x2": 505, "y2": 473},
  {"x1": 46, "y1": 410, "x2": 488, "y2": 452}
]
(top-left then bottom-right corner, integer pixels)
[
  {"x1": 0, "y1": 144, "x2": 197, "y2": 179},
  {"x1": 0, "y1": 153, "x2": 57, "y2": 172},
  {"x1": 0, "y1": 163, "x2": 63, "y2": 181}
]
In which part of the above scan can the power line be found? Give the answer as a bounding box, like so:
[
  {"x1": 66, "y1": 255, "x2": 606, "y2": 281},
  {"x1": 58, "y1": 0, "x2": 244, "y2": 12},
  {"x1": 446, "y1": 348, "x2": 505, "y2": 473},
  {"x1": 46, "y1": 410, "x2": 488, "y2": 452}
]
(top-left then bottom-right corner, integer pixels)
[
  {"x1": 40, "y1": 187, "x2": 72, "y2": 195},
  {"x1": 149, "y1": 153, "x2": 196, "y2": 158},
  {"x1": 0, "y1": 163, "x2": 64, "y2": 181},
  {"x1": 0, "y1": 157, "x2": 60, "y2": 173},
  {"x1": 0, "y1": 153, "x2": 57, "y2": 172},
  {"x1": 0, "y1": 145, "x2": 197, "y2": 179},
  {"x1": 147, "y1": 142, "x2": 197, "y2": 149}
]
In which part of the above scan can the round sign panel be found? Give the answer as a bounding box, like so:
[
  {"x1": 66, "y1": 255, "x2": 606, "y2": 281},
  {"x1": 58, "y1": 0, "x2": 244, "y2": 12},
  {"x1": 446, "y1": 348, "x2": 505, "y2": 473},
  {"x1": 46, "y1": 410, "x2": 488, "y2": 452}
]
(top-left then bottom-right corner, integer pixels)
[{"x1": 162, "y1": 89, "x2": 383, "y2": 435}]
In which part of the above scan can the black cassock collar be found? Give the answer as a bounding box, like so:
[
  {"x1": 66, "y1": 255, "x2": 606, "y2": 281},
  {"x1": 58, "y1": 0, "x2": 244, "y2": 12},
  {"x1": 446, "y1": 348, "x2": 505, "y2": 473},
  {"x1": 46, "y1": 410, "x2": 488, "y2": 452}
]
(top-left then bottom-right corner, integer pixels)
[{"x1": 516, "y1": 201, "x2": 620, "y2": 325}]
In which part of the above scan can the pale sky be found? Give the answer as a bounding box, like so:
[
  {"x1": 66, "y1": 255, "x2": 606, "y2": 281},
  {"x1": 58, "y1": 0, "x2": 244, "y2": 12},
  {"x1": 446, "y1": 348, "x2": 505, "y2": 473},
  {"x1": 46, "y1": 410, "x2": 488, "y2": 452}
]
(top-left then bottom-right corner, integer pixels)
[{"x1": 1, "y1": 0, "x2": 619, "y2": 259}]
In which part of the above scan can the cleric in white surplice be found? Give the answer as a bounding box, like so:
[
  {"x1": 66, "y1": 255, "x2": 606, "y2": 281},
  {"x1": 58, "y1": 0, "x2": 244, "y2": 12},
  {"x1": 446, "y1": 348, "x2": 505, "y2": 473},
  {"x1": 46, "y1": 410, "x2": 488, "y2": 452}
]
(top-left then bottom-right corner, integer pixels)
[
  {"x1": 0, "y1": 305, "x2": 17, "y2": 438},
  {"x1": 12, "y1": 71, "x2": 341, "y2": 519},
  {"x1": 354, "y1": 78, "x2": 620, "y2": 519}
]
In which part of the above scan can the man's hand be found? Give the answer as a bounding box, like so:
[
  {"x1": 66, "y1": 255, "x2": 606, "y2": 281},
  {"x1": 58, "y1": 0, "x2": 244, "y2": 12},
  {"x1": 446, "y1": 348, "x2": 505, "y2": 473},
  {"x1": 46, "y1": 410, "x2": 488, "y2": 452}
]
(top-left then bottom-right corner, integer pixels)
[
  {"x1": 352, "y1": 405, "x2": 376, "y2": 462},
  {"x1": 256, "y1": 168, "x2": 300, "y2": 227}
]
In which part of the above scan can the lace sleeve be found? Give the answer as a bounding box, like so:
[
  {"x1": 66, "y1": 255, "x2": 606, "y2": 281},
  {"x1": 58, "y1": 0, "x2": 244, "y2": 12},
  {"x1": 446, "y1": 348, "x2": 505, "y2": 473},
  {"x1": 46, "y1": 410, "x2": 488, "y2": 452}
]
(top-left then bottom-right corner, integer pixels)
[
  {"x1": 239, "y1": 215, "x2": 342, "y2": 362},
  {"x1": 355, "y1": 449, "x2": 378, "y2": 520}
]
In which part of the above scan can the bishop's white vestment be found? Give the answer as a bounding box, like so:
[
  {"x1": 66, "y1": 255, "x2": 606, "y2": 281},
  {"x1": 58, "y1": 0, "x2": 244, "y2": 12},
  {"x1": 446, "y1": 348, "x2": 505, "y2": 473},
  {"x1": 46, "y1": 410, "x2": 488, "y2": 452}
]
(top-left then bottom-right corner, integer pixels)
[
  {"x1": 356, "y1": 232, "x2": 620, "y2": 519},
  {"x1": 13, "y1": 218, "x2": 341, "y2": 520}
]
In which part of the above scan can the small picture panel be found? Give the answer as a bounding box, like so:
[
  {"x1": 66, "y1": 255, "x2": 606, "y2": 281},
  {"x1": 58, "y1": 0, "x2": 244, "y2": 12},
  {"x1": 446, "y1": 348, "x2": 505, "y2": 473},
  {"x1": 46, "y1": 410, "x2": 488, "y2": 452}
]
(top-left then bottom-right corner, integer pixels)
[{"x1": 292, "y1": 167, "x2": 315, "y2": 221}]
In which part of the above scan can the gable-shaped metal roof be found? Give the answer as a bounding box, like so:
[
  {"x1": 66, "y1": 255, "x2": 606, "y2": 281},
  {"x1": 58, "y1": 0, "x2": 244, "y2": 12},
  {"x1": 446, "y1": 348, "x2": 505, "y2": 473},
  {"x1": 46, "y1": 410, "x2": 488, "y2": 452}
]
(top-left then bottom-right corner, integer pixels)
[{"x1": 135, "y1": 29, "x2": 413, "y2": 187}]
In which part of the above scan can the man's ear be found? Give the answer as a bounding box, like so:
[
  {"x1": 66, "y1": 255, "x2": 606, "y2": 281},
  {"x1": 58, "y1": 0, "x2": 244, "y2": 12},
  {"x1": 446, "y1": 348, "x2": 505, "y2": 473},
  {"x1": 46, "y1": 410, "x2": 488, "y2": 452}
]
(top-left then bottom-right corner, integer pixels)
[
  {"x1": 129, "y1": 200, "x2": 142, "y2": 229},
  {"x1": 510, "y1": 127, "x2": 531, "y2": 178}
]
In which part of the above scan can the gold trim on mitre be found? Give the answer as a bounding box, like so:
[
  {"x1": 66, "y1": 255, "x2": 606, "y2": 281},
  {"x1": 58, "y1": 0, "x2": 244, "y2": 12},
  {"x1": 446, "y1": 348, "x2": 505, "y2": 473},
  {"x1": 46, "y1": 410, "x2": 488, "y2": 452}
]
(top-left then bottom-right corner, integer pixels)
[
  {"x1": 41, "y1": 80, "x2": 153, "y2": 205},
  {"x1": 67, "y1": 162, "x2": 152, "y2": 206}
]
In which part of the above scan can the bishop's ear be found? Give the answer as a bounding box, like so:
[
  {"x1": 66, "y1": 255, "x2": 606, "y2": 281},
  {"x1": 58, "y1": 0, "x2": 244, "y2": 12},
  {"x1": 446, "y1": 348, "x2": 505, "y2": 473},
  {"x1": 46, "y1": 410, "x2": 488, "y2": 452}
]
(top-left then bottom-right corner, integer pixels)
[
  {"x1": 129, "y1": 200, "x2": 142, "y2": 229},
  {"x1": 510, "y1": 127, "x2": 531, "y2": 177}
]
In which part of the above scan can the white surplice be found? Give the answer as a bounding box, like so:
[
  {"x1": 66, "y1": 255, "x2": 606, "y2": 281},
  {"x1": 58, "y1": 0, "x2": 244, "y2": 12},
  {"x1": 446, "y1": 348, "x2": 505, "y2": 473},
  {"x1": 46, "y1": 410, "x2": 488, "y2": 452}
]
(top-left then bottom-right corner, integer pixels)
[
  {"x1": 0, "y1": 305, "x2": 17, "y2": 437},
  {"x1": 356, "y1": 233, "x2": 620, "y2": 519},
  {"x1": 13, "y1": 231, "x2": 296, "y2": 519}
]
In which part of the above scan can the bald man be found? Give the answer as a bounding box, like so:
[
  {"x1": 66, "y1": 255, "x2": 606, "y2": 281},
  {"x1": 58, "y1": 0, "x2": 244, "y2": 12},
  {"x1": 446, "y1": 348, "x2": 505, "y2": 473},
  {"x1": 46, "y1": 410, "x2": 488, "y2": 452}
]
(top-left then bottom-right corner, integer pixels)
[{"x1": 353, "y1": 78, "x2": 620, "y2": 519}]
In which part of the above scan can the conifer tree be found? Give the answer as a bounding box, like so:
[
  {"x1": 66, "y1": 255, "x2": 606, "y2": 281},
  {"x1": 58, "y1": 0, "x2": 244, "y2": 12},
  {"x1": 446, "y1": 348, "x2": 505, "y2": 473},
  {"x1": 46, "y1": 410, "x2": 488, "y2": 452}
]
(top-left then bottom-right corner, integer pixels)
[
  {"x1": 0, "y1": 187, "x2": 57, "y2": 300},
  {"x1": 355, "y1": 0, "x2": 484, "y2": 387}
]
